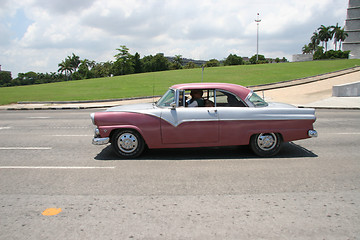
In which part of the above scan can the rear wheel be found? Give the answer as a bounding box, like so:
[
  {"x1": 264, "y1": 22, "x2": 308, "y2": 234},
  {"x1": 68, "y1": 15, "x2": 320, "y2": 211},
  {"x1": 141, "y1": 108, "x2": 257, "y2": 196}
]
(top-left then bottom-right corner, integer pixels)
[
  {"x1": 250, "y1": 133, "x2": 282, "y2": 157},
  {"x1": 111, "y1": 129, "x2": 145, "y2": 158}
]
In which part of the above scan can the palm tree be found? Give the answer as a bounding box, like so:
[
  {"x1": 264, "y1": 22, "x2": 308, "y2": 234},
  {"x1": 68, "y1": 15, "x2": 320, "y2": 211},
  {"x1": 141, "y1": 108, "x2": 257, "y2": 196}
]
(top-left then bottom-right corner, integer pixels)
[
  {"x1": 331, "y1": 23, "x2": 342, "y2": 51},
  {"x1": 57, "y1": 59, "x2": 72, "y2": 80},
  {"x1": 69, "y1": 53, "x2": 80, "y2": 72},
  {"x1": 310, "y1": 31, "x2": 321, "y2": 53},
  {"x1": 318, "y1": 25, "x2": 332, "y2": 51},
  {"x1": 172, "y1": 55, "x2": 183, "y2": 69},
  {"x1": 302, "y1": 44, "x2": 312, "y2": 54},
  {"x1": 79, "y1": 59, "x2": 91, "y2": 70},
  {"x1": 336, "y1": 27, "x2": 348, "y2": 51}
]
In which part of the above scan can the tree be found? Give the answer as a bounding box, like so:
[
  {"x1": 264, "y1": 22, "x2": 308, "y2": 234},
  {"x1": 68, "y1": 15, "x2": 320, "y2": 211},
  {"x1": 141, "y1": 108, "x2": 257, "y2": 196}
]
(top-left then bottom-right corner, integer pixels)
[
  {"x1": 152, "y1": 53, "x2": 170, "y2": 71},
  {"x1": 69, "y1": 53, "x2": 80, "y2": 72},
  {"x1": 205, "y1": 59, "x2": 220, "y2": 67},
  {"x1": 58, "y1": 58, "x2": 72, "y2": 80},
  {"x1": 336, "y1": 27, "x2": 348, "y2": 51},
  {"x1": 310, "y1": 31, "x2": 321, "y2": 53},
  {"x1": 133, "y1": 52, "x2": 143, "y2": 73},
  {"x1": 90, "y1": 61, "x2": 113, "y2": 78},
  {"x1": 113, "y1": 45, "x2": 134, "y2": 75},
  {"x1": 0, "y1": 71, "x2": 12, "y2": 87},
  {"x1": 318, "y1": 25, "x2": 332, "y2": 51},
  {"x1": 224, "y1": 54, "x2": 243, "y2": 66},
  {"x1": 302, "y1": 44, "x2": 312, "y2": 54},
  {"x1": 77, "y1": 59, "x2": 93, "y2": 79},
  {"x1": 331, "y1": 23, "x2": 341, "y2": 51},
  {"x1": 184, "y1": 61, "x2": 197, "y2": 69},
  {"x1": 249, "y1": 54, "x2": 267, "y2": 64},
  {"x1": 170, "y1": 55, "x2": 183, "y2": 70}
]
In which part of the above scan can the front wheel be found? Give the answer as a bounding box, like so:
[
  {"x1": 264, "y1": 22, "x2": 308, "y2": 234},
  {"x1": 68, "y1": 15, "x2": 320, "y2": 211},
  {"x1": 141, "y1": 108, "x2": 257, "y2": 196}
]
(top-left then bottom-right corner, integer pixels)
[
  {"x1": 111, "y1": 129, "x2": 145, "y2": 158},
  {"x1": 250, "y1": 133, "x2": 282, "y2": 157}
]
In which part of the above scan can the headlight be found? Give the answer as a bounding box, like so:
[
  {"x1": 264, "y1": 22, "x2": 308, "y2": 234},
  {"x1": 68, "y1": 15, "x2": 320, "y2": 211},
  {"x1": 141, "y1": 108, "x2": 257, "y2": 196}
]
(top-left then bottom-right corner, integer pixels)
[{"x1": 94, "y1": 128, "x2": 100, "y2": 136}]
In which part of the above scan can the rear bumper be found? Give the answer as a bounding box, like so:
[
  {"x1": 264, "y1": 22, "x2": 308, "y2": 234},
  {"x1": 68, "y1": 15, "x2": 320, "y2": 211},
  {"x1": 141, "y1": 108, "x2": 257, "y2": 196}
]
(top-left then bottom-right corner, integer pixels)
[{"x1": 308, "y1": 130, "x2": 318, "y2": 138}]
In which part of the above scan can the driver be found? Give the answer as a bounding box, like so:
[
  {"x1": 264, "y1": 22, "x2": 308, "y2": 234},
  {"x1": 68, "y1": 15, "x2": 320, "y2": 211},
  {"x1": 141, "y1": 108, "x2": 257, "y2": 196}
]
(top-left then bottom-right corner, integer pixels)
[{"x1": 187, "y1": 90, "x2": 205, "y2": 107}]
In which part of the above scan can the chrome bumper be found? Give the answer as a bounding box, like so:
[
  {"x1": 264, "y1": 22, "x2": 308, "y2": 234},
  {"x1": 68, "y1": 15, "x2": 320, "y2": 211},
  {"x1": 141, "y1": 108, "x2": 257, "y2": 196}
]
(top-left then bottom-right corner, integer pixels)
[
  {"x1": 308, "y1": 130, "x2": 318, "y2": 138},
  {"x1": 92, "y1": 137, "x2": 110, "y2": 145},
  {"x1": 92, "y1": 127, "x2": 110, "y2": 145}
]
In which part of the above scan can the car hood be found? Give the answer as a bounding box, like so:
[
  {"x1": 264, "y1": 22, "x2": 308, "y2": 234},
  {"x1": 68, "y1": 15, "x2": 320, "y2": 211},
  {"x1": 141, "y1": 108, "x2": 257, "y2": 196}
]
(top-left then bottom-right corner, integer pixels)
[{"x1": 106, "y1": 103, "x2": 156, "y2": 112}]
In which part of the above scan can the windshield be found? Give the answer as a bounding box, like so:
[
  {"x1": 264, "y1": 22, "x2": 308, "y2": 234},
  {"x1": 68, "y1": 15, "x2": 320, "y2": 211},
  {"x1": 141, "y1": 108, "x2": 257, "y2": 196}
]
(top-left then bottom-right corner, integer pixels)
[
  {"x1": 156, "y1": 89, "x2": 175, "y2": 107},
  {"x1": 248, "y1": 92, "x2": 268, "y2": 107}
]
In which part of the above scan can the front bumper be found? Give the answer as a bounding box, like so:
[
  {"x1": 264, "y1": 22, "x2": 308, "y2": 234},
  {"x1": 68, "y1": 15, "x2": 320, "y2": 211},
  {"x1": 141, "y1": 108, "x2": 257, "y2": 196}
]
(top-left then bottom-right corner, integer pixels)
[
  {"x1": 92, "y1": 137, "x2": 110, "y2": 145},
  {"x1": 92, "y1": 127, "x2": 110, "y2": 145},
  {"x1": 308, "y1": 130, "x2": 318, "y2": 138}
]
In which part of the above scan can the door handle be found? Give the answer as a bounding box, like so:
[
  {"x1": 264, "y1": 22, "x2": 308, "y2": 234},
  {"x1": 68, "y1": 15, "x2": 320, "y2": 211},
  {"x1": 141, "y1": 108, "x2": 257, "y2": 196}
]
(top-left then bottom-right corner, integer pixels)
[{"x1": 208, "y1": 109, "x2": 218, "y2": 114}]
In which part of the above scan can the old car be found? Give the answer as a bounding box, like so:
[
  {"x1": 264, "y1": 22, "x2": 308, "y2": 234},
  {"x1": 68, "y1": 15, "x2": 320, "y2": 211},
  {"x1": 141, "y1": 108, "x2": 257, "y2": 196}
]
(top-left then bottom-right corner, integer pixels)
[{"x1": 91, "y1": 83, "x2": 317, "y2": 158}]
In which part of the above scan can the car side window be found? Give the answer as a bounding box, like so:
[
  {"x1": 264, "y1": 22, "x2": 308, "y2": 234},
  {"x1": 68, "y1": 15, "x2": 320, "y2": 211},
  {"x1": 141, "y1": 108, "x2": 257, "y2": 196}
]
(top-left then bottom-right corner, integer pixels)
[{"x1": 215, "y1": 90, "x2": 246, "y2": 107}]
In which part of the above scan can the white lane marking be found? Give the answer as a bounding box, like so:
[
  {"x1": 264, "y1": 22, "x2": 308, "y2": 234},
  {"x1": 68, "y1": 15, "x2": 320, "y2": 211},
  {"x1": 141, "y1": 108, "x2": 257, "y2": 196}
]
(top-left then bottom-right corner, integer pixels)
[
  {"x1": 336, "y1": 133, "x2": 360, "y2": 135},
  {"x1": 26, "y1": 117, "x2": 51, "y2": 119},
  {"x1": 335, "y1": 133, "x2": 360, "y2": 135},
  {"x1": 0, "y1": 147, "x2": 52, "y2": 150},
  {"x1": 0, "y1": 127, "x2": 12, "y2": 130},
  {"x1": 51, "y1": 135, "x2": 92, "y2": 137},
  {"x1": 0, "y1": 166, "x2": 115, "y2": 169}
]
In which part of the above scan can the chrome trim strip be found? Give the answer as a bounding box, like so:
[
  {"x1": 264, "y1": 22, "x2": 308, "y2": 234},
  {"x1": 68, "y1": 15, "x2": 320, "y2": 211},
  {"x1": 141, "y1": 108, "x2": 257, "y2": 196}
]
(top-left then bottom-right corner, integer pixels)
[
  {"x1": 92, "y1": 137, "x2": 110, "y2": 145},
  {"x1": 90, "y1": 113, "x2": 95, "y2": 125},
  {"x1": 244, "y1": 91, "x2": 254, "y2": 107}
]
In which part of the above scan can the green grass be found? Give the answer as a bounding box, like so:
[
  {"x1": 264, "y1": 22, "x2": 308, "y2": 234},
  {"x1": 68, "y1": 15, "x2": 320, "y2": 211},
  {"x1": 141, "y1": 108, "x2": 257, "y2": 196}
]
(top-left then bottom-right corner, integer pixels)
[{"x1": 1, "y1": 59, "x2": 359, "y2": 105}]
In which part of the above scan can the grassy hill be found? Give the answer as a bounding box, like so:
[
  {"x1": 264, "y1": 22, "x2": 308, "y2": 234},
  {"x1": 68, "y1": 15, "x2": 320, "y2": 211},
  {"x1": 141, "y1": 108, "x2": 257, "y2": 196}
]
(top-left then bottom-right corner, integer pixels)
[{"x1": 1, "y1": 59, "x2": 359, "y2": 105}]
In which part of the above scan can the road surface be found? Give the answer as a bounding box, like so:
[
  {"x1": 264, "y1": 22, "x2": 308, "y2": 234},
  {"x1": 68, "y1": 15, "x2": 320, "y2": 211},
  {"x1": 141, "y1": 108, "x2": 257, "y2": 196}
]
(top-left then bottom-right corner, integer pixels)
[{"x1": 0, "y1": 109, "x2": 359, "y2": 239}]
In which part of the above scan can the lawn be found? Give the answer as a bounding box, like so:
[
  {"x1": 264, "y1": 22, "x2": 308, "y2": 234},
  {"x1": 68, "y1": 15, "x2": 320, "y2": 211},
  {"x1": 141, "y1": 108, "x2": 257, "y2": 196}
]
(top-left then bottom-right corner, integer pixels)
[{"x1": 0, "y1": 59, "x2": 359, "y2": 105}]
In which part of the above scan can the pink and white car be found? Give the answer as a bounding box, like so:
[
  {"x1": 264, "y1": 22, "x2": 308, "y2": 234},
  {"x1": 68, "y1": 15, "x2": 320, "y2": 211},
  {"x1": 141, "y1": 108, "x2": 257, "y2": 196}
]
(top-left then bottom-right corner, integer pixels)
[{"x1": 91, "y1": 83, "x2": 317, "y2": 158}]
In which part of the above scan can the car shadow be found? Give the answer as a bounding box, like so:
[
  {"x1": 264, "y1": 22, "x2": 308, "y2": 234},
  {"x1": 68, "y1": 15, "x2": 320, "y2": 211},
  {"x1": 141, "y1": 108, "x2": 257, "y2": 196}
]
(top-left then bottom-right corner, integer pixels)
[{"x1": 94, "y1": 142, "x2": 317, "y2": 161}]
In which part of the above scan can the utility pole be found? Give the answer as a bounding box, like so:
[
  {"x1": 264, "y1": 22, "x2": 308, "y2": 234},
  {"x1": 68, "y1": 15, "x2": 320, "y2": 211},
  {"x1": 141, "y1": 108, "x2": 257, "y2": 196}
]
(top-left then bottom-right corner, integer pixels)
[{"x1": 255, "y1": 13, "x2": 261, "y2": 62}]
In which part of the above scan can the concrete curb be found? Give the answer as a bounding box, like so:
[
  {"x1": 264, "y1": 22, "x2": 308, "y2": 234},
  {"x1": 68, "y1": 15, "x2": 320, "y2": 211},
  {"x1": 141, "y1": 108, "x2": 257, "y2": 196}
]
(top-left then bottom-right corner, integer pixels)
[{"x1": 17, "y1": 95, "x2": 162, "y2": 105}]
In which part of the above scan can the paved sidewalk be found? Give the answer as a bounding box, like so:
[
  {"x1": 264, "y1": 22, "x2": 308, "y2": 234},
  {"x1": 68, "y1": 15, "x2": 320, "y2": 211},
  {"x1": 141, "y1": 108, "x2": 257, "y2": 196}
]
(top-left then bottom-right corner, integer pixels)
[
  {"x1": 257, "y1": 67, "x2": 360, "y2": 110},
  {"x1": 1, "y1": 67, "x2": 359, "y2": 111}
]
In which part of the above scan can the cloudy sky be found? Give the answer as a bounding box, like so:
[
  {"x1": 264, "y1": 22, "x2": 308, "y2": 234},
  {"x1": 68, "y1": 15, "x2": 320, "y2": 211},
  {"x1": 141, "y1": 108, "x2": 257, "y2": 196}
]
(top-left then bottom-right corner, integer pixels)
[{"x1": 0, "y1": 0, "x2": 348, "y2": 76}]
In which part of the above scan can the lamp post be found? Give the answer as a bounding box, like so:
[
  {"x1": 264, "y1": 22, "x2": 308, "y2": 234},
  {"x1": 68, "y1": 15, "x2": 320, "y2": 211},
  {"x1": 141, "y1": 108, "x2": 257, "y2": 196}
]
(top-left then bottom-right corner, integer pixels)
[
  {"x1": 255, "y1": 13, "x2": 261, "y2": 62},
  {"x1": 201, "y1": 65, "x2": 204, "y2": 82}
]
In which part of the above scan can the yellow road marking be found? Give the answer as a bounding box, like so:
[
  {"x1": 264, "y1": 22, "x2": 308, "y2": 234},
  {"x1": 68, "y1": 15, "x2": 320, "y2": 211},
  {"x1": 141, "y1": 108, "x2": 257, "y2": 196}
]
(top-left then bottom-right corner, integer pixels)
[{"x1": 42, "y1": 208, "x2": 62, "y2": 216}]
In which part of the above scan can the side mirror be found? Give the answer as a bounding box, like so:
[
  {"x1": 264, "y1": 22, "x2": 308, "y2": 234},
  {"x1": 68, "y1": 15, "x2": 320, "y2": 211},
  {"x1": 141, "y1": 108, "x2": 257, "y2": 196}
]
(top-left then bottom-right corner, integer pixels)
[{"x1": 170, "y1": 102, "x2": 176, "y2": 109}]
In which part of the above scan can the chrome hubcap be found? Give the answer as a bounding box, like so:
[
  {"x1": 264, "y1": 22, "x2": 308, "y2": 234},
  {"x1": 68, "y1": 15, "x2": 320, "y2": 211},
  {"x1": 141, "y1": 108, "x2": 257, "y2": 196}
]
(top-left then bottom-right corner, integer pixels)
[
  {"x1": 118, "y1": 133, "x2": 138, "y2": 153},
  {"x1": 257, "y1": 133, "x2": 277, "y2": 151}
]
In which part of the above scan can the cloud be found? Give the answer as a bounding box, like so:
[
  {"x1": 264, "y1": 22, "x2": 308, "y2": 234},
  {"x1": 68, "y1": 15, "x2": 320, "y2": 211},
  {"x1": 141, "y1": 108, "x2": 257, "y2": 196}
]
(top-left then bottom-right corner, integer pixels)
[{"x1": 0, "y1": 0, "x2": 348, "y2": 76}]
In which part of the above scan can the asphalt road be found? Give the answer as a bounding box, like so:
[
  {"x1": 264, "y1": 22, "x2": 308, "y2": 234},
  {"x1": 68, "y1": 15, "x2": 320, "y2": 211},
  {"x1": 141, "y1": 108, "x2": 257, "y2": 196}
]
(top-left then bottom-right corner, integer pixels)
[{"x1": 0, "y1": 109, "x2": 359, "y2": 239}]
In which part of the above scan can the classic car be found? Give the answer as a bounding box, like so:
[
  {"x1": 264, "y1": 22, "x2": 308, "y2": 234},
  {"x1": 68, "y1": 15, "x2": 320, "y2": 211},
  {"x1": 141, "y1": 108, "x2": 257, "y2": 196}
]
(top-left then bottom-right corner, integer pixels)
[{"x1": 91, "y1": 83, "x2": 317, "y2": 158}]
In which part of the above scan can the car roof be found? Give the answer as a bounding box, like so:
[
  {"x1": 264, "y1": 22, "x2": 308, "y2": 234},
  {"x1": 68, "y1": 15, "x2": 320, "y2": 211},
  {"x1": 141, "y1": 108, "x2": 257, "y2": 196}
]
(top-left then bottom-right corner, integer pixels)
[{"x1": 170, "y1": 83, "x2": 252, "y2": 100}]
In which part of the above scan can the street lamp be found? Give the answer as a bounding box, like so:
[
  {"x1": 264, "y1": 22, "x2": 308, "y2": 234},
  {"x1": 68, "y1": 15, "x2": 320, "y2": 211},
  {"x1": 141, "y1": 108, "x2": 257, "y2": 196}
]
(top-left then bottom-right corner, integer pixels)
[{"x1": 255, "y1": 13, "x2": 261, "y2": 62}]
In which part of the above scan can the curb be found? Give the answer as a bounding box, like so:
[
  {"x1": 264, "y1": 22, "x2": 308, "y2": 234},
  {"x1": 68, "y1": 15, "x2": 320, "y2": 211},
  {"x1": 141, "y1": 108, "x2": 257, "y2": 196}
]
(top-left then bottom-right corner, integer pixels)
[{"x1": 17, "y1": 95, "x2": 162, "y2": 105}]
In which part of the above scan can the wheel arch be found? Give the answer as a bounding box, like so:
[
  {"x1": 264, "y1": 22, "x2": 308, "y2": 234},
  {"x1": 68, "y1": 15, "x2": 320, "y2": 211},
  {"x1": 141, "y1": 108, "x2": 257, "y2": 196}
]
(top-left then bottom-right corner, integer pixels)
[{"x1": 108, "y1": 125, "x2": 146, "y2": 145}]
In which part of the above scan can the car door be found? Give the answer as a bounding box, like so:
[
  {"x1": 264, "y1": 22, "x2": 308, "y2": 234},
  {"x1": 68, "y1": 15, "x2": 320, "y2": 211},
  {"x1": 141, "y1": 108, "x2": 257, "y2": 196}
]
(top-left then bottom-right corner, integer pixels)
[
  {"x1": 214, "y1": 90, "x2": 251, "y2": 145},
  {"x1": 160, "y1": 103, "x2": 219, "y2": 144}
]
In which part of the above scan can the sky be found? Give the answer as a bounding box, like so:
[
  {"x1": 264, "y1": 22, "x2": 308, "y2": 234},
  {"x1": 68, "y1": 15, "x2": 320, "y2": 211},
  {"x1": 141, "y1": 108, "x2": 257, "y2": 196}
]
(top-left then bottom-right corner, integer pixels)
[{"x1": 0, "y1": 0, "x2": 348, "y2": 77}]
